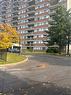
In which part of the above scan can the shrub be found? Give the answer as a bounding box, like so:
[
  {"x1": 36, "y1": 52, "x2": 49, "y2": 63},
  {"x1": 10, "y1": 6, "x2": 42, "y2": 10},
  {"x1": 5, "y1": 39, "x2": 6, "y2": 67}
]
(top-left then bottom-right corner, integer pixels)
[{"x1": 46, "y1": 47, "x2": 59, "y2": 53}]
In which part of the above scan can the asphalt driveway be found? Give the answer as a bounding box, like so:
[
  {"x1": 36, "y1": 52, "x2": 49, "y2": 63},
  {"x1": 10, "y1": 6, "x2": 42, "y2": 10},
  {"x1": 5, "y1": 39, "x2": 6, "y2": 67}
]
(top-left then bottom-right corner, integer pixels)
[{"x1": 0, "y1": 54, "x2": 71, "y2": 95}]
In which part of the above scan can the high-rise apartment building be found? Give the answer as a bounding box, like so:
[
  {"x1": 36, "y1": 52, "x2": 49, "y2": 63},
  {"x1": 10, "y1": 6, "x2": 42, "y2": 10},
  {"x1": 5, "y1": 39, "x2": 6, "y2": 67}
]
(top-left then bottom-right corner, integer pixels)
[
  {"x1": 49, "y1": 0, "x2": 67, "y2": 16},
  {"x1": 49, "y1": 0, "x2": 71, "y2": 13},
  {"x1": 0, "y1": 0, "x2": 11, "y2": 23},
  {"x1": 0, "y1": 0, "x2": 71, "y2": 50},
  {"x1": 0, "y1": 1, "x2": 2, "y2": 23},
  {"x1": 67, "y1": 0, "x2": 71, "y2": 10},
  {"x1": 0, "y1": 0, "x2": 49, "y2": 50},
  {"x1": 0, "y1": 0, "x2": 19, "y2": 28},
  {"x1": 18, "y1": 0, "x2": 49, "y2": 50}
]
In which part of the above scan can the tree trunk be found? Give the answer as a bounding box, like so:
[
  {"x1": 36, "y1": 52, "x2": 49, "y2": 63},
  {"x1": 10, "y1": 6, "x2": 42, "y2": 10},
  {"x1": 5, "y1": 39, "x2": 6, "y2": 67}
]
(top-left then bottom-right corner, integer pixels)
[
  {"x1": 59, "y1": 46, "x2": 61, "y2": 54},
  {"x1": 67, "y1": 35, "x2": 70, "y2": 56}
]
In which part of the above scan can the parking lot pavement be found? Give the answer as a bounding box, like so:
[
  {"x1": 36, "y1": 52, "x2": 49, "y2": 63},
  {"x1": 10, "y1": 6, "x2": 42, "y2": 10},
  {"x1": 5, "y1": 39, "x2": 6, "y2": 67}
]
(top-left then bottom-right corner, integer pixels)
[{"x1": 0, "y1": 55, "x2": 71, "y2": 95}]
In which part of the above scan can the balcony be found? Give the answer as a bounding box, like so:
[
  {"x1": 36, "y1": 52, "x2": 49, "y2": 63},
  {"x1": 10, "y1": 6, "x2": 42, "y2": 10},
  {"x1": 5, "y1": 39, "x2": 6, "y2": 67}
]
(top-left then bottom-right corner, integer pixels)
[
  {"x1": 28, "y1": 18, "x2": 35, "y2": 23},
  {"x1": 28, "y1": 7, "x2": 35, "y2": 12},
  {"x1": 33, "y1": 37, "x2": 47, "y2": 40},
  {"x1": 25, "y1": 36, "x2": 34, "y2": 41},
  {"x1": 27, "y1": 30, "x2": 34, "y2": 33},
  {"x1": 28, "y1": 13, "x2": 35, "y2": 17},
  {"x1": 25, "y1": 44, "x2": 33, "y2": 46},
  {"x1": 27, "y1": 24, "x2": 34, "y2": 30},
  {"x1": 28, "y1": 0, "x2": 35, "y2": 6}
]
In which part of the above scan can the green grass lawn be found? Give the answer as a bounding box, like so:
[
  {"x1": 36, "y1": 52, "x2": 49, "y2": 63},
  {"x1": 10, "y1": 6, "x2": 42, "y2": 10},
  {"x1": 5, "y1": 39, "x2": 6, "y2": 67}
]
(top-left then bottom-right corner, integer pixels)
[
  {"x1": 0, "y1": 53, "x2": 26, "y2": 65},
  {"x1": 22, "y1": 49, "x2": 46, "y2": 55}
]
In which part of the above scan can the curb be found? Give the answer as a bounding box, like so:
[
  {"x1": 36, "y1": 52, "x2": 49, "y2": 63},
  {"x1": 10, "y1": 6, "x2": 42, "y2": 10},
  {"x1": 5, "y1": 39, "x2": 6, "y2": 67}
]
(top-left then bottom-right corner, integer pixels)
[{"x1": 0, "y1": 57, "x2": 28, "y2": 67}]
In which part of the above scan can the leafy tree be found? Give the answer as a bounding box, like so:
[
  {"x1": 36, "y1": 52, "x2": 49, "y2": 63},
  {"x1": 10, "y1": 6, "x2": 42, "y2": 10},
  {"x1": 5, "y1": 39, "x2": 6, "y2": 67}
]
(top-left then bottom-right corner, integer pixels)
[
  {"x1": 0, "y1": 23, "x2": 19, "y2": 49},
  {"x1": 49, "y1": 6, "x2": 71, "y2": 53},
  {"x1": 65, "y1": 9, "x2": 71, "y2": 55}
]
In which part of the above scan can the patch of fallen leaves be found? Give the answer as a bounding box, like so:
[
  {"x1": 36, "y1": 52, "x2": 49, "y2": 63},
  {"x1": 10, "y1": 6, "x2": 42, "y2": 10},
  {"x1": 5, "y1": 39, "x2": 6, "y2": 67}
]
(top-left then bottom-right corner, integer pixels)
[{"x1": 36, "y1": 64, "x2": 48, "y2": 69}]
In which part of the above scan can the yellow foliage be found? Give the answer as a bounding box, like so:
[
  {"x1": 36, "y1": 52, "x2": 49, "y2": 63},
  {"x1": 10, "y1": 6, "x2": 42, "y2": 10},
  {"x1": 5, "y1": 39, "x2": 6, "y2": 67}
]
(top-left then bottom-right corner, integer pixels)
[{"x1": 0, "y1": 23, "x2": 19, "y2": 49}]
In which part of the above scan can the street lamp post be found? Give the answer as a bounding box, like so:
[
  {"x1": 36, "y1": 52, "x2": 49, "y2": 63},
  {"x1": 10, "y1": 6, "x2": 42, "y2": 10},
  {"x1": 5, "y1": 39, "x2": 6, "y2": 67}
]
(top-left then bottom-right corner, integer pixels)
[{"x1": 19, "y1": 36, "x2": 21, "y2": 55}]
